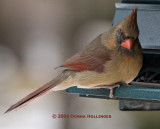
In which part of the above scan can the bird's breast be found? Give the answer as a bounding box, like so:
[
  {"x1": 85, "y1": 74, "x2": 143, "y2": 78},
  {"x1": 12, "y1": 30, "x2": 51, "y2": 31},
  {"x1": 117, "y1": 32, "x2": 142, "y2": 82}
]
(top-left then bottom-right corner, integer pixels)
[{"x1": 106, "y1": 52, "x2": 143, "y2": 84}]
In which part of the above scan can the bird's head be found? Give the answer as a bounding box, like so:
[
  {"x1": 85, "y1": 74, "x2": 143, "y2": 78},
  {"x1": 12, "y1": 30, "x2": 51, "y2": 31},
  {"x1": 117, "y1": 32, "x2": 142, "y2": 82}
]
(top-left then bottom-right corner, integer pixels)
[{"x1": 103, "y1": 9, "x2": 140, "y2": 55}]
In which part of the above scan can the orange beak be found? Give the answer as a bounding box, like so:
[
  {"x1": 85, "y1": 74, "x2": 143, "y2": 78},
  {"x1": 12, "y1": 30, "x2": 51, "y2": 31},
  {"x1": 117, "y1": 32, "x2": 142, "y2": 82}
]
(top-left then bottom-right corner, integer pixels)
[{"x1": 120, "y1": 38, "x2": 133, "y2": 50}]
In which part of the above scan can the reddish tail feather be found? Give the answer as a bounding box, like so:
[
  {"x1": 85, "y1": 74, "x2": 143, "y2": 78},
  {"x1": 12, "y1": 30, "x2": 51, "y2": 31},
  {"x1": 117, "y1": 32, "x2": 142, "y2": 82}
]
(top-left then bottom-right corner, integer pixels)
[
  {"x1": 5, "y1": 70, "x2": 71, "y2": 113},
  {"x1": 5, "y1": 83, "x2": 56, "y2": 113}
]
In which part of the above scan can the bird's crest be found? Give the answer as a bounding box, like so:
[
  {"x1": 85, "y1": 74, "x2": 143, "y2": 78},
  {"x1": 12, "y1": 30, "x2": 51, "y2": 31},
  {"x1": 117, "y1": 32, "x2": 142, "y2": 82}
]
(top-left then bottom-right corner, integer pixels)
[{"x1": 129, "y1": 8, "x2": 137, "y2": 27}]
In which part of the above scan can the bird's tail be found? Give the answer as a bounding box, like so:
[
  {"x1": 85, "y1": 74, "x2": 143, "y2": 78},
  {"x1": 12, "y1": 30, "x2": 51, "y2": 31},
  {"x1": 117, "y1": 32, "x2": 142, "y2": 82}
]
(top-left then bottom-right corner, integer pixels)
[{"x1": 5, "y1": 70, "x2": 72, "y2": 113}]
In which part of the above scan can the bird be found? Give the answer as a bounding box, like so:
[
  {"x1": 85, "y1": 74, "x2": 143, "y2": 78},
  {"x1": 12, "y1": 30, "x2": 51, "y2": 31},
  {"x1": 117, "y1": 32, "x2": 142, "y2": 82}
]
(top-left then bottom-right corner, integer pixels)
[{"x1": 5, "y1": 9, "x2": 143, "y2": 113}]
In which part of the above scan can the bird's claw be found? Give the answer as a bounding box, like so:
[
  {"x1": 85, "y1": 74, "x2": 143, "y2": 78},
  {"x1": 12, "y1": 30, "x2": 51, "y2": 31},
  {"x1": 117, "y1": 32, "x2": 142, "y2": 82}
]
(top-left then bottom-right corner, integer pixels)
[{"x1": 94, "y1": 84, "x2": 120, "y2": 98}]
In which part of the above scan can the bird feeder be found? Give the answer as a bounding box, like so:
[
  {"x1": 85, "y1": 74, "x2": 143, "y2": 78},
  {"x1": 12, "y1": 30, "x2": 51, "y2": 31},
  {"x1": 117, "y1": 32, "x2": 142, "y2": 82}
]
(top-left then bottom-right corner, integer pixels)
[{"x1": 66, "y1": 0, "x2": 160, "y2": 111}]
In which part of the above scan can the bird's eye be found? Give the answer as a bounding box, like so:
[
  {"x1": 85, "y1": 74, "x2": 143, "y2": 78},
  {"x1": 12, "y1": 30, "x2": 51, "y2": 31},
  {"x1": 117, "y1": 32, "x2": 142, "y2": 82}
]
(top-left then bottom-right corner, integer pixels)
[
  {"x1": 116, "y1": 29, "x2": 125, "y2": 43},
  {"x1": 134, "y1": 37, "x2": 138, "y2": 41}
]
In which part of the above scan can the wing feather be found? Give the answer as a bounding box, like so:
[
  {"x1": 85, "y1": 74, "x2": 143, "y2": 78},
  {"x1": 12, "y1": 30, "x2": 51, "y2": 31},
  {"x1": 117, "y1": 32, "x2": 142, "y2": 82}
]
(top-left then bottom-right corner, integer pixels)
[{"x1": 58, "y1": 34, "x2": 111, "y2": 72}]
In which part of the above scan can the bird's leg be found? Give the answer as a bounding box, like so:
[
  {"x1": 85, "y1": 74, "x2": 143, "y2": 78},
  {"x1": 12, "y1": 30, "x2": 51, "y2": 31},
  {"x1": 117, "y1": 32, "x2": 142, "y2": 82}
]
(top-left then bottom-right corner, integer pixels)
[{"x1": 94, "y1": 84, "x2": 120, "y2": 98}]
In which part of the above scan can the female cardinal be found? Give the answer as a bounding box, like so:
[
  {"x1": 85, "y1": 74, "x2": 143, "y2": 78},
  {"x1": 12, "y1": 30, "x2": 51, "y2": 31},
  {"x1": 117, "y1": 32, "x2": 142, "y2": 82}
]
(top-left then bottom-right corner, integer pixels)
[{"x1": 5, "y1": 9, "x2": 143, "y2": 113}]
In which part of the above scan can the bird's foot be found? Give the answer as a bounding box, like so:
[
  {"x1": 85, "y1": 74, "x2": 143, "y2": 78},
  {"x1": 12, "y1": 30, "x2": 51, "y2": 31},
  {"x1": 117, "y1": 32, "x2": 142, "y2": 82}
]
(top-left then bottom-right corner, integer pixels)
[{"x1": 94, "y1": 84, "x2": 120, "y2": 98}]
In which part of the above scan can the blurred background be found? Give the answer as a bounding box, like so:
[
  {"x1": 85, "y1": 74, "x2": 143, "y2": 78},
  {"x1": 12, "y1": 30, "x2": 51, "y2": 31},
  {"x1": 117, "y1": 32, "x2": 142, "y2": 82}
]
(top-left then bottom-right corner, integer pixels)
[{"x1": 1, "y1": 0, "x2": 160, "y2": 129}]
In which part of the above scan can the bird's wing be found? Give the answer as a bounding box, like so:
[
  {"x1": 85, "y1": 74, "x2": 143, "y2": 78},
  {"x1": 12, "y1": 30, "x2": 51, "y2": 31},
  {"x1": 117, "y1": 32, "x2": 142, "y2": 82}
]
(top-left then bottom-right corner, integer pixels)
[{"x1": 58, "y1": 34, "x2": 111, "y2": 73}]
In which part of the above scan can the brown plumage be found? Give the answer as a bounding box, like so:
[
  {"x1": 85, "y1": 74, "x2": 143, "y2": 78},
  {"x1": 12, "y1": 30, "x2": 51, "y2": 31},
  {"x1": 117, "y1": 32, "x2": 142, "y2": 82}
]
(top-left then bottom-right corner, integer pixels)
[{"x1": 5, "y1": 9, "x2": 143, "y2": 113}]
